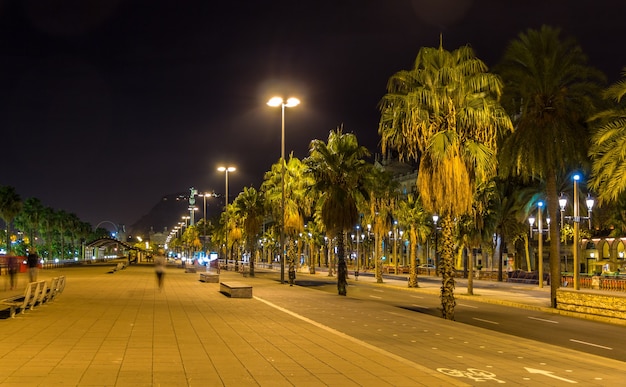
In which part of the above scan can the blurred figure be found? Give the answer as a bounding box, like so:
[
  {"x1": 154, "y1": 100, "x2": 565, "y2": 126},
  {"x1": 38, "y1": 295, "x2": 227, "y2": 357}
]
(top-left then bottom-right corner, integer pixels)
[
  {"x1": 154, "y1": 255, "x2": 166, "y2": 290},
  {"x1": 27, "y1": 248, "x2": 40, "y2": 282},
  {"x1": 7, "y1": 255, "x2": 19, "y2": 290}
]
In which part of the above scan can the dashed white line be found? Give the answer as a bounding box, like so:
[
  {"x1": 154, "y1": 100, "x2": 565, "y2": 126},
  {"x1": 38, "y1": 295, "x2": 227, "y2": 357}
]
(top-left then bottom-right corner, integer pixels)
[
  {"x1": 570, "y1": 339, "x2": 613, "y2": 350},
  {"x1": 528, "y1": 316, "x2": 558, "y2": 324},
  {"x1": 457, "y1": 303, "x2": 478, "y2": 309},
  {"x1": 472, "y1": 317, "x2": 499, "y2": 325},
  {"x1": 369, "y1": 295, "x2": 382, "y2": 299}
]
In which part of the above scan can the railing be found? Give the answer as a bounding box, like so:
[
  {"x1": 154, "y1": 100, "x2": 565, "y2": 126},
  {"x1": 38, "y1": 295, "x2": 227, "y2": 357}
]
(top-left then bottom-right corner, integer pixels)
[{"x1": 561, "y1": 274, "x2": 626, "y2": 292}]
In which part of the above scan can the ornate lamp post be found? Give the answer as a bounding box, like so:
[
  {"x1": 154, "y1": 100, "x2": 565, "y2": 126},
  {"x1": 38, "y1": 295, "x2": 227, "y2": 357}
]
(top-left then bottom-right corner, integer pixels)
[
  {"x1": 528, "y1": 201, "x2": 546, "y2": 288},
  {"x1": 267, "y1": 96, "x2": 300, "y2": 284},
  {"x1": 559, "y1": 174, "x2": 594, "y2": 290}
]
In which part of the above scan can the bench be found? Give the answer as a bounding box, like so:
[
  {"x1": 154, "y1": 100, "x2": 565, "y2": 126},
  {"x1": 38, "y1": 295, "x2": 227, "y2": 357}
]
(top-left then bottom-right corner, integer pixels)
[
  {"x1": 199, "y1": 273, "x2": 219, "y2": 283},
  {"x1": 1, "y1": 281, "x2": 41, "y2": 318},
  {"x1": 220, "y1": 282, "x2": 252, "y2": 298},
  {"x1": 185, "y1": 267, "x2": 197, "y2": 273},
  {"x1": 44, "y1": 276, "x2": 66, "y2": 303},
  {"x1": 107, "y1": 262, "x2": 126, "y2": 274},
  {"x1": 1, "y1": 276, "x2": 66, "y2": 319}
]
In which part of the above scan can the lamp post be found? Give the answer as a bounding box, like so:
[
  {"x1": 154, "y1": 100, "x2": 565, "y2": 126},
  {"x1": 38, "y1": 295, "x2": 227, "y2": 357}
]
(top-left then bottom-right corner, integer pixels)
[
  {"x1": 355, "y1": 225, "x2": 360, "y2": 279},
  {"x1": 432, "y1": 214, "x2": 439, "y2": 269},
  {"x1": 267, "y1": 96, "x2": 300, "y2": 284},
  {"x1": 559, "y1": 174, "x2": 595, "y2": 290},
  {"x1": 528, "y1": 201, "x2": 545, "y2": 288},
  {"x1": 199, "y1": 192, "x2": 213, "y2": 256},
  {"x1": 218, "y1": 166, "x2": 236, "y2": 271}
]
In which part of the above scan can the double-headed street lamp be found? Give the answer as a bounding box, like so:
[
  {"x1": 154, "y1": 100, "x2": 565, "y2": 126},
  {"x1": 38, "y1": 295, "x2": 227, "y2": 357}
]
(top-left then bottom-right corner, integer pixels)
[
  {"x1": 559, "y1": 173, "x2": 594, "y2": 290},
  {"x1": 432, "y1": 214, "x2": 439, "y2": 268},
  {"x1": 218, "y1": 166, "x2": 236, "y2": 271},
  {"x1": 267, "y1": 96, "x2": 300, "y2": 284},
  {"x1": 528, "y1": 201, "x2": 549, "y2": 288}
]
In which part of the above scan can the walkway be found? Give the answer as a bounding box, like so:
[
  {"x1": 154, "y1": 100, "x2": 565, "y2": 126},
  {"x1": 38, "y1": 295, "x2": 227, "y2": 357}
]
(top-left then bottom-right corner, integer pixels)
[{"x1": 1, "y1": 264, "x2": 624, "y2": 386}]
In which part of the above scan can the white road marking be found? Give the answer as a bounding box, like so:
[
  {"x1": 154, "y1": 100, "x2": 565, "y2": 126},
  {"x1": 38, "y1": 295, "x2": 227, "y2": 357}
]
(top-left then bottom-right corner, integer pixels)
[
  {"x1": 412, "y1": 304, "x2": 428, "y2": 309},
  {"x1": 369, "y1": 295, "x2": 382, "y2": 299},
  {"x1": 472, "y1": 317, "x2": 499, "y2": 325},
  {"x1": 457, "y1": 303, "x2": 478, "y2": 309},
  {"x1": 569, "y1": 339, "x2": 613, "y2": 350},
  {"x1": 410, "y1": 295, "x2": 424, "y2": 299},
  {"x1": 528, "y1": 316, "x2": 558, "y2": 324},
  {"x1": 525, "y1": 367, "x2": 577, "y2": 383},
  {"x1": 373, "y1": 289, "x2": 384, "y2": 292}
]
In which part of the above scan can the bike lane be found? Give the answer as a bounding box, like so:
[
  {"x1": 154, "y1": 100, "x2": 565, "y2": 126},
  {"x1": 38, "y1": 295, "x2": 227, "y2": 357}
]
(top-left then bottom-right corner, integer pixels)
[{"x1": 252, "y1": 274, "x2": 625, "y2": 386}]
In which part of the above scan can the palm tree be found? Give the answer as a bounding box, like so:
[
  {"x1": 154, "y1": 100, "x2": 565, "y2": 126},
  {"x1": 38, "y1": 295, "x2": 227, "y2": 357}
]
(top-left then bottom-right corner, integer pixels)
[
  {"x1": 232, "y1": 186, "x2": 265, "y2": 277},
  {"x1": 363, "y1": 166, "x2": 396, "y2": 283},
  {"x1": 15, "y1": 197, "x2": 44, "y2": 250},
  {"x1": 0, "y1": 185, "x2": 23, "y2": 254},
  {"x1": 262, "y1": 155, "x2": 314, "y2": 282},
  {"x1": 396, "y1": 193, "x2": 431, "y2": 287},
  {"x1": 379, "y1": 43, "x2": 513, "y2": 319},
  {"x1": 589, "y1": 67, "x2": 626, "y2": 203},
  {"x1": 305, "y1": 127, "x2": 371, "y2": 296},
  {"x1": 497, "y1": 25, "x2": 604, "y2": 307}
]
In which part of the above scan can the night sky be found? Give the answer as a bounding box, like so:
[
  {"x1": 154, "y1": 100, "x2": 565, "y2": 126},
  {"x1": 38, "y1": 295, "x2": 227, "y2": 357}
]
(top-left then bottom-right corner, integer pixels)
[{"x1": 2, "y1": 0, "x2": 625, "y2": 230}]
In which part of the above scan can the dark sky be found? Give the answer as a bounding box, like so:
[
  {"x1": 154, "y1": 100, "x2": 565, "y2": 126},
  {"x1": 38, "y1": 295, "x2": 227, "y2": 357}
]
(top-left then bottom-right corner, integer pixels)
[{"x1": 2, "y1": 0, "x2": 625, "y2": 230}]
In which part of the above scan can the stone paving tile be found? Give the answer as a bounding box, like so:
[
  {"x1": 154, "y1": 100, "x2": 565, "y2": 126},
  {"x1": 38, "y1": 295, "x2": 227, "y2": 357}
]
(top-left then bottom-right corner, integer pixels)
[{"x1": 5, "y1": 263, "x2": 623, "y2": 386}]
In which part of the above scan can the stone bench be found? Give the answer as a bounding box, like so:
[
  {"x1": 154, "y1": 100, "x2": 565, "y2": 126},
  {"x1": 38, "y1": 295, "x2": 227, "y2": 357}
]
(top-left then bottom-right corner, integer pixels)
[
  {"x1": 185, "y1": 267, "x2": 197, "y2": 273},
  {"x1": 199, "y1": 273, "x2": 219, "y2": 283},
  {"x1": 220, "y1": 282, "x2": 252, "y2": 298}
]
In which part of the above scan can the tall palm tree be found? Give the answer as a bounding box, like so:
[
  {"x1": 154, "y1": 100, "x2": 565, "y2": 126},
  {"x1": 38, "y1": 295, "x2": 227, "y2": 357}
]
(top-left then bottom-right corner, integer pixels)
[
  {"x1": 0, "y1": 185, "x2": 23, "y2": 254},
  {"x1": 262, "y1": 155, "x2": 314, "y2": 280},
  {"x1": 497, "y1": 25, "x2": 604, "y2": 307},
  {"x1": 589, "y1": 67, "x2": 626, "y2": 203},
  {"x1": 232, "y1": 186, "x2": 265, "y2": 277},
  {"x1": 396, "y1": 193, "x2": 431, "y2": 287},
  {"x1": 305, "y1": 127, "x2": 371, "y2": 296},
  {"x1": 379, "y1": 43, "x2": 513, "y2": 319}
]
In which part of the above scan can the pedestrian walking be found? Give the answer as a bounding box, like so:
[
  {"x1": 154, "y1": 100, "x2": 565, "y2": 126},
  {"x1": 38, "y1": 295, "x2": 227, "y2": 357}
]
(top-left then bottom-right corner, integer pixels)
[
  {"x1": 7, "y1": 255, "x2": 19, "y2": 290},
  {"x1": 27, "y1": 248, "x2": 40, "y2": 283},
  {"x1": 154, "y1": 255, "x2": 166, "y2": 290}
]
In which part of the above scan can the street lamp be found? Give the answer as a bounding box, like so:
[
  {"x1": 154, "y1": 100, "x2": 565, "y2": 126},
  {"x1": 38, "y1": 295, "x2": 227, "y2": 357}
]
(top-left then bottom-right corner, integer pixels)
[
  {"x1": 528, "y1": 201, "x2": 546, "y2": 288},
  {"x1": 218, "y1": 166, "x2": 236, "y2": 271},
  {"x1": 432, "y1": 214, "x2": 439, "y2": 269},
  {"x1": 199, "y1": 192, "x2": 214, "y2": 256},
  {"x1": 559, "y1": 174, "x2": 595, "y2": 290},
  {"x1": 393, "y1": 220, "x2": 398, "y2": 275},
  {"x1": 267, "y1": 96, "x2": 300, "y2": 284},
  {"x1": 355, "y1": 225, "x2": 360, "y2": 279}
]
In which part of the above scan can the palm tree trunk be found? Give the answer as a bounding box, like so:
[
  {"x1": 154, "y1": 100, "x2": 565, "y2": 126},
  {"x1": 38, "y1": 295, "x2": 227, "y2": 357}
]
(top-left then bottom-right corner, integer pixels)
[
  {"x1": 309, "y1": 241, "x2": 316, "y2": 274},
  {"x1": 327, "y1": 237, "x2": 334, "y2": 277},
  {"x1": 337, "y1": 231, "x2": 347, "y2": 295},
  {"x1": 440, "y1": 214, "x2": 456, "y2": 320}
]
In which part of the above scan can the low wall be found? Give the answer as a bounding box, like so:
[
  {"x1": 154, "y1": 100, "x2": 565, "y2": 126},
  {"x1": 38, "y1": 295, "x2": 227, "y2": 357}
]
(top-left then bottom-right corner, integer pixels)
[{"x1": 557, "y1": 288, "x2": 626, "y2": 320}]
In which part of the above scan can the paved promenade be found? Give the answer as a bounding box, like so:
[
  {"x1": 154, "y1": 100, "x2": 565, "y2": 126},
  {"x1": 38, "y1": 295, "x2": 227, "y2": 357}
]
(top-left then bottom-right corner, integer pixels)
[{"x1": 1, "y1": 263, "x2": 624, "y2": 386}]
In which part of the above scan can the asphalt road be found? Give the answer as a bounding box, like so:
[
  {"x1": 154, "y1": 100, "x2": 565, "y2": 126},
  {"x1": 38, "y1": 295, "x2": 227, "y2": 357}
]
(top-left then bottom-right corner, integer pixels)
[
  {"x1": 250, "y1": 270, "x2": 626, "y2": 385},
  {"x1": 300, "y1": 277, "x2": 626, "y2": 362}
]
